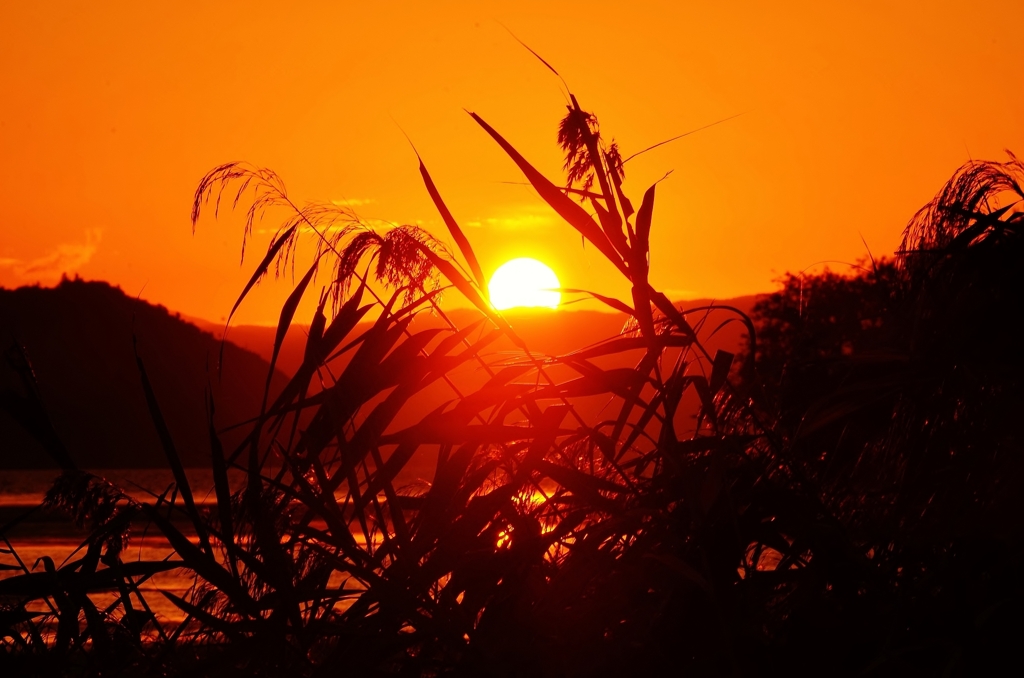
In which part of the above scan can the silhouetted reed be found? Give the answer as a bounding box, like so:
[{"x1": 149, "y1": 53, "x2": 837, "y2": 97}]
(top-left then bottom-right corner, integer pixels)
[{"x1": 3, "y1": 87, "x2": 1022, "y2": 676}]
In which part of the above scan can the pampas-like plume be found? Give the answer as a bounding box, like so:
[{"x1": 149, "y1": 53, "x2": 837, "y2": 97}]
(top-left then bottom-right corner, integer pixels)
[
  {"x1": 899, "y1": 152, "x2": 1024, "y2": 273},
  {"x1": 333, "y1": 224, "x2": 445, "y2": 306},
  {"x1": 192, "y1": 162, "x2": 449, "y2": 317},
  {"x1": 43, "y1": 471, "x2": 138, "y2": 557},
  {"x1": 557, "y1": 102, "x2": 624, "y2": 197}
]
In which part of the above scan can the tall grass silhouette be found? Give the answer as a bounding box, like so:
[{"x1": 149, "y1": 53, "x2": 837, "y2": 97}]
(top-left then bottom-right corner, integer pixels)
[{"x1": 2, "y1": 89, "x2": 1022, "y2": 676}]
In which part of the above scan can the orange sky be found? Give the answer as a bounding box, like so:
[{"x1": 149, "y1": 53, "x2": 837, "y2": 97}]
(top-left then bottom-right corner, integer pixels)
[{"x1": 2, "y1": 1, "x2": 1022, "y2": 324}]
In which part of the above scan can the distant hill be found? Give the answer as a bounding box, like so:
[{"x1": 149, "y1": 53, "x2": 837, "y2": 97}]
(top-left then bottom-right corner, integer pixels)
[
  {"x1": 189, "y1": 296, "x2": 759, "y2": 470},
  {"x1": 190, "y1": 296, "x2": 760, "y2": 381},
  {"x1": 0, "y1": 280, "x2": 756, "y2": 472},
  {"x1": 0, "y1": 278, "x2": 287, "y2": 469}
]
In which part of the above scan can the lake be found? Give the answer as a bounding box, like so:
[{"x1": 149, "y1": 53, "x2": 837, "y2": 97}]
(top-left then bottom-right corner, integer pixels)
[{"x1": 1, "y1": 468, "x2": 248, "y2": 629}]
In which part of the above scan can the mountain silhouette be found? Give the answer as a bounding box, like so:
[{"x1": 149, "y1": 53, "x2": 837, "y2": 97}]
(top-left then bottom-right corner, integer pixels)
[
  {"x1": 190, "y1": 297, "x2": 758, "y2": 469},
  {"x1": 0, "y1": 278, "x2": 287, "y2": 469},
  {"x1": 190, "y1": 297, "x2": 759, "y2": 384},
  {"x1": 1, "y1": 280, "x2": 755, "y2": 471}
]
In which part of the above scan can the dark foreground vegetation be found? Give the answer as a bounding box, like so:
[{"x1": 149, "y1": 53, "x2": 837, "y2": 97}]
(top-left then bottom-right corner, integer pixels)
[{"x1": 2, "y1": 85, "x2": 1023, "y2": 676}]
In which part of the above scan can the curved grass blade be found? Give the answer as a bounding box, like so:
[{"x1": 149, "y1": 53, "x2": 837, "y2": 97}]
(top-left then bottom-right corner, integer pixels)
[
  {"x1": 418, "y1": 158, "x2": 485, "y2": 287},
  {"x1": 558, "y1": 288, "x2": 635, "y2": 316},
  {"x1": 160, "y1": 590, "x2": 263, "y2": 637},
  {"x1": 534, "y1": 460, "x2": 624, "y2": 510},
  {"x1": 531, "y1": 367, "x2": 651, "y2": 401},
  {"x1": 1, "y1": 343, "x2": 77, "y2": 471},
  {"x1": 565, "y1": 333, "x2": 694, "y2": 361},
  {"x1": 133, "y1": 335, "x2": 211, "y2": 555},
  {"x1": 143, "y1": 504, "x2": 261, "y2": 617},
  {"x1": 635, "y1": 183, "x2": 656, "y2": 277},
  {"x1": 709, "y1": 350, "x2": 735, "y2": 396},
  {"x1": 206, "y1": 391, "x2": 237, "y2": 577},
  {"x1": 263, "y1": 255, "x2": 321, "y2": 412},
  {"x1": 219, "y1": 225, "x2": 296, "y2": 372}
]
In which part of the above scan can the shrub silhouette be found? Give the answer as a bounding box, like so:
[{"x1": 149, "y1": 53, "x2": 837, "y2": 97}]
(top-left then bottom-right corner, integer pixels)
[{"x1": 741, "y1": 154, "x2": 1024, "y2": 674}]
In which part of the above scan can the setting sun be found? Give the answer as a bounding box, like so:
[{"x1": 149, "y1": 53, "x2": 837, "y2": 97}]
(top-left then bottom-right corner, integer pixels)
[{"x1": 488, "y1": 258, "x2": 561, "y2": 310}]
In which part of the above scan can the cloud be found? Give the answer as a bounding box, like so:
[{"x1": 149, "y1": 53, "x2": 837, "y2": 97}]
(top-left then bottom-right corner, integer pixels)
[
  {"x1": 465, "y1": 208, "x2": 557, "y2": 231},
  {"x1": 256, "y1": 216, "x2": 400, "y2": 237},
  {"x1": 330, "y1": 198, "x2": 375, "y2": 207},
  {"x1": 660, "y1": 288, "x2": 699, "y2": 301},
  {"x1": 0, "y1": 229, "x2": 102, "y2": 280}
]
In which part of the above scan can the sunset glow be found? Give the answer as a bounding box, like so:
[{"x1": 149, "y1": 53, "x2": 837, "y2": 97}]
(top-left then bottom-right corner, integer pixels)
[
  {"x1": 2, "y1": 4, "x2": 1022, "y2": 671},
  {"x1": 488, "y1": 258, "x2": 561, "y2": 310},
  {"x1": 4, "y1": 3, "x2": 1022, "y2": 325}
]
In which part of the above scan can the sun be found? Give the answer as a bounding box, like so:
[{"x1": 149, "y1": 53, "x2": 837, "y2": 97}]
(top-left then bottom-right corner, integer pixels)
[{"x1": 488, "y1": 258, "x2": 561, "y2": 311}]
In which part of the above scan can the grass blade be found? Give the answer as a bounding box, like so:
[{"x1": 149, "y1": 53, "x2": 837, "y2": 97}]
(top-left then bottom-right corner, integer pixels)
[
  {"x1": 418, "y1": 159, "x2": 485, "y2": 287},
  {"x1": 219, "y1": 225, "x2": 296, "y2": 370},
  {"x1": 206, "y1": 391, "x2": 237, "y2": 577},
  {"x1": 1, "y1": 343, "x2": 77, "y2": 470},
  {"x1": 634, "y1": 183, "x2": 656, "y2": 278},
  {"x1": 559, "y1": 288, "x2": 635, "y2": 316},
  {"x1": 133, "y1": 335, "x2": 211, "y2": 555},
  {"x1": 262, "y1": 255, "x2": 320, "y2": 412}
]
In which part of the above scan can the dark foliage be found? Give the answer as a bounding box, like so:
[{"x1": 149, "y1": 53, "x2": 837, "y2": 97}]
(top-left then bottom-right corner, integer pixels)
[
  {"x1": 740, "y1": 154, "x2": 1024, "y2": 674},
  {"x1": 748, "y1": 258, "x2": 900, "y2": 433}
]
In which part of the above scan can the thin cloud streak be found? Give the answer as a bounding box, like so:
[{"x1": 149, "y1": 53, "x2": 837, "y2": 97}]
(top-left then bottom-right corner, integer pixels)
[{"x1": 0, "y1": 229, "x2": 102, "y2": 280}]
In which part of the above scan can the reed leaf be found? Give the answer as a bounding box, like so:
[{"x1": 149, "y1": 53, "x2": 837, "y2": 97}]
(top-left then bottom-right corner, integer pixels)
[
  {"x1": 558, "y1": 288, "x2": 636, "y2": 316},
  {"x1": 207, "y1": 392, "x2": 237, "y2": 577},
  {"x1": 133, "y1": 336, "x2": 210, "y2": 555},
  {"x1": 219, "y1": 225, "x2": 297, "y2": 368},
  {"x1": 418, "y1": 158, "x2": 486, "y2": 287},
  {"x1": 263, "y1": 255, "x2": 321, "y2": 411}
]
